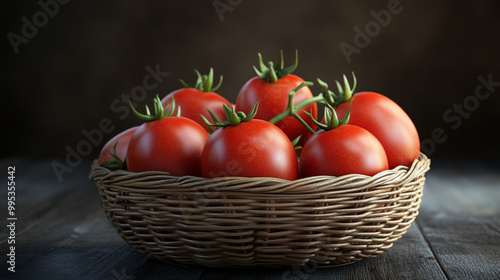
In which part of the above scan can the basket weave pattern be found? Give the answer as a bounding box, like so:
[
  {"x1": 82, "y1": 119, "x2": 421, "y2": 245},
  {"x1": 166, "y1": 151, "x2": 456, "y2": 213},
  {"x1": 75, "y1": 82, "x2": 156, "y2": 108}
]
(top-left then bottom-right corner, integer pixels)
[{"x1": 90, "y1": 153, "x2": 430, "y2": 268}]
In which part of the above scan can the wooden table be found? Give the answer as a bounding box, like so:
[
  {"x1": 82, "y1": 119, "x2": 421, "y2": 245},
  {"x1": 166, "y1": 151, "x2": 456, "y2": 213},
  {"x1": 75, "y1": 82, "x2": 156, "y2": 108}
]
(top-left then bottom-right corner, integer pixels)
[{"x1": 1, "y1": 157, "x2": 499, "y2": 280}]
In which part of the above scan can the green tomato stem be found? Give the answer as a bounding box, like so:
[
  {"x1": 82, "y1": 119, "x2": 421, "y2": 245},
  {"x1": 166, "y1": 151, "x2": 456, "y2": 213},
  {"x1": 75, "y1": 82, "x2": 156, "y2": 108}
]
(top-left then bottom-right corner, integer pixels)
[
  {"x1": 341, "y1": 72, "x2": 357, "y2": 102},
  {"x1": 268, "y1": 81, "x2": 318, "y2": 134},
  {"x1": 269, "y1": 95, "x2": 322, "y2": 124},
  {"x1": 181, "y1": 68, "x2": 223, "y2": 92},
  {"x1": 293, "y1": 112, "x2": 316, "y2": 135},
  {"x1": 267, "y1": 61, "x2": 278, "y2": 83},
  {"x1": 130, "y1": 95, "x2": 177, "y2": 123},
  {"x1": 253, "y1": 50, "x2": 299, "y2": 83},
  {"x1": 268, "y1": 72, "x2": 358, "y2": 134},
  {"x1": 204, "y1": 101, "x2": 260, "y2": 129}
]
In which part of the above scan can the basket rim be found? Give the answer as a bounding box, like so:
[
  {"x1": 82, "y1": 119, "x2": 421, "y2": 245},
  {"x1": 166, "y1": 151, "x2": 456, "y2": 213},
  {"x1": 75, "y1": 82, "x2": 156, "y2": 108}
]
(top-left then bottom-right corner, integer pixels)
[{"x1": 89, "y1": 153, "x2": 430, "y2": 195}]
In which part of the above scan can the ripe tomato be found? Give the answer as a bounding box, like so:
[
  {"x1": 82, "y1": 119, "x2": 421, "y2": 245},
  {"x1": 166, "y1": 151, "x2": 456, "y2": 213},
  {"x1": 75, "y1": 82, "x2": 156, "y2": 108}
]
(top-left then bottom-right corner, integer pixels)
[
  {"x1": 98, "y1": 126, "x2": 138, "y2": 168},
  {"x1": 162, "y1": 88, "x2": 231, "y2": 133},
  {"x1": 127, "y1": 117, "x2": 208, "y2": 175},
  {"x1": 235, "y1": 51, "x2": 317, "y2": 145},
  {"x1": 335, "y1": 92, "x2": 420, "y2": 168},
  {"x1": 300, "y1": 125, "x2": 388, "y2": 177},
  {"x1": 201, "y1": 119, "x2": 298, "y2": 180},
  {"x1": 161, "y1": 69, "x2": 231, "y2": 133},
  {"x1": 127, "y1": 96, "x2": 209, "y2": 176}
]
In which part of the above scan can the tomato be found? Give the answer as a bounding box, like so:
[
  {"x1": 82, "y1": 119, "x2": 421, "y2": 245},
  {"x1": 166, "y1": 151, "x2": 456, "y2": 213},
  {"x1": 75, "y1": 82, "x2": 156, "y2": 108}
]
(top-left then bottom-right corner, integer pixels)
[
  {"x1": 201, "y1": 106, "x2": 298, "y2": 180},
  {"x1": 162, "y1": 87, "x2": 231, "y2": 133},
  {"x1": 161, "y1": 68, "x2": 231, "y2": 133},
  {"x1": 235, "y1": 51, "x2": 317, "y2": 146},
  {"x1": 299, "y1": 125, "x2": 389, "y2": 177},
  {"x1": 127, "y1": 117, "x2": 208, "y2": 175},
  {"x1": 335, "y1": 92, "x2": 420, "y2": 168},
  {"x1": 98, "y1": 126, "x2": 138, "y2": 168},
  {"x1": 126, "y1": 96, "x2": 209, "y2": 176}
]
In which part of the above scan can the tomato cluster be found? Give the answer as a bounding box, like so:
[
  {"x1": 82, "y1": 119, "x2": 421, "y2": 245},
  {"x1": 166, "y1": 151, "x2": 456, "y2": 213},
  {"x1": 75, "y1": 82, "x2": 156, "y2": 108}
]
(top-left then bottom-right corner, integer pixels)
[{"x1": 99, "y1": 51, "x2": 420, "y2": 179}]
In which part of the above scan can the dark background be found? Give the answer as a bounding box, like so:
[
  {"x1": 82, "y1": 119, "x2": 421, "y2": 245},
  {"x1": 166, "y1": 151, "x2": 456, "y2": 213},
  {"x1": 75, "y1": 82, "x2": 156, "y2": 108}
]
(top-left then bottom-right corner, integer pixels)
[{"x1": 3, "y1": 0, "x2": 500, "y2": 160}]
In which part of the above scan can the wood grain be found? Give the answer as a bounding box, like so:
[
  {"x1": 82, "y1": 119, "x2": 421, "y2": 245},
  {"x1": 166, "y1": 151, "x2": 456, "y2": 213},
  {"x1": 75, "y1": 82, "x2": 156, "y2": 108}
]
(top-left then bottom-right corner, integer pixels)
[{"x1": 417, "y1": 158, "x2": 500, "y2": 280}]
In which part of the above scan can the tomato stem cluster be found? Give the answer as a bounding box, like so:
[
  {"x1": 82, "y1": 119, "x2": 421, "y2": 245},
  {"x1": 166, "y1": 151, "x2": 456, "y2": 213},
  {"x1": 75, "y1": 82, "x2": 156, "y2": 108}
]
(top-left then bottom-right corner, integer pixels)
[
  {"x1": 130, "y1": 95, "x2": 180, "y2": 122},
  {"x1": 180, "y1": 68, "x2": 223, "y2": 92},
  {"x1": 254, "y1": 50, "x2": 299, "y2": 83},
  {"x1": 202, "y1": 101, "x2": 260, "y2": 133},
  {"x1": 269, "y1": 72, "x2": 357, "y2": 133}
]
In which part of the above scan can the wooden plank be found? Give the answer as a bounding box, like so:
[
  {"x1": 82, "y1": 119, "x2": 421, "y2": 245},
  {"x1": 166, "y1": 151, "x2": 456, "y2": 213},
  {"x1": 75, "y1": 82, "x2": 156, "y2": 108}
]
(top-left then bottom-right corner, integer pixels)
[
  {"x1": 0, "y1": 159, "x2": 205, "y2": 280},
  {"x1": 417, "y1": 158, "x2": 500, "y2": 280}
]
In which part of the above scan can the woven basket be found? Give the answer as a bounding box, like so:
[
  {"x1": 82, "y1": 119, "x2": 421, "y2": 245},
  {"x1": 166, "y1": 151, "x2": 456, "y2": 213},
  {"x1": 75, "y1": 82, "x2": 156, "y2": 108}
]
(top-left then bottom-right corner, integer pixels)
[{"x1": 89, "y1": 153, "x2": 430, "y2": 268}]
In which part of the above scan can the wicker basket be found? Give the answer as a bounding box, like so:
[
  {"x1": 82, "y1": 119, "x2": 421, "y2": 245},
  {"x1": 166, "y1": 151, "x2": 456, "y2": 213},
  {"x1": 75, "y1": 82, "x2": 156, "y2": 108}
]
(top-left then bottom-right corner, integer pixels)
[{"x1": 89, "y1": 153, "x2": 430, "y2": 268}]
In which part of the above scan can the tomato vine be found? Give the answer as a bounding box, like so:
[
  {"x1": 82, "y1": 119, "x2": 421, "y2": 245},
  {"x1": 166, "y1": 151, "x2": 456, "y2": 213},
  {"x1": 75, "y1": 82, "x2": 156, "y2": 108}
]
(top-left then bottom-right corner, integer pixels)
[{"x1": 268, "y1": 72, "x2": 357, "y2": 134}]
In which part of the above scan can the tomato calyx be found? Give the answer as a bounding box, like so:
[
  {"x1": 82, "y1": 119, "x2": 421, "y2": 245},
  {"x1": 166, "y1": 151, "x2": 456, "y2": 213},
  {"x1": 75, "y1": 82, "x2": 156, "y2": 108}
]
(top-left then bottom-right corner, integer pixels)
[
  {"x1": 312, "y1": 103, "x2": 352, "y2": 131},
  {"x1": 180, "y1": 68, "x2": 223, "y2": 92},
  {"x1": 130, "y1": 95, "x2": 180, "y2": 122},
  {"x1": 318, "y1": 72, "x2": 357, "y2": 105},
  {"x1": 202, "y1": 101, "x2": 260, "y2": 131},
  {"x1": 253, "y1": 50, "x2": 299, "y2": 83},
  {"x1": 309, "y1": 77, "x2": 354, "y2": 131},
  {"x1": 101, "y1": 141, "x2": 127, "y2": 170}
]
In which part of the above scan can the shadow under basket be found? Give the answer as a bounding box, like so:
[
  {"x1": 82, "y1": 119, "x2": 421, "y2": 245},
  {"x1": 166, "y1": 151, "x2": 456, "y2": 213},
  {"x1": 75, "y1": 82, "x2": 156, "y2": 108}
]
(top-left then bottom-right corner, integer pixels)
[{"x1": 89, "y1": 153, "x2": 430, "y2": 269}]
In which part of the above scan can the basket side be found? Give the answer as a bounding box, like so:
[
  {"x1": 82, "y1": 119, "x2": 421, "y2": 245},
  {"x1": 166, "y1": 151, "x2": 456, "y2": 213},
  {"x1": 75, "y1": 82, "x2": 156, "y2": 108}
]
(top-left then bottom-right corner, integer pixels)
[{"x1": 89, "y1": 153, "x2": 430, "y2": 268}]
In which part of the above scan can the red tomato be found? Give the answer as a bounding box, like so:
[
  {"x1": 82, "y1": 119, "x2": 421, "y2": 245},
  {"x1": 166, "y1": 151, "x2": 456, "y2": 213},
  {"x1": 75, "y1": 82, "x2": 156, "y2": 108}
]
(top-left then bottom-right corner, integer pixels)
[
  {"x1": 201, "y1": 119, "x2": 298, "y2": 180},
  {"x1": 335, "y1": 92, "x2": 420, "y2": 169},
  {"x1": 235, "y1": 52, "x2": 317, "y2": 146},
  {"x1": 161, "y1": 69, "x2": 231, "y2": 133},
  {"x1": 161, "y1": 87, "x2": 231, "y2": 133},
  {"x1": 127, "y1": 117, "x2": 208, "y2": 176},
  {"x1": 236, "y1": 75, "x2": 317, "y2": 145},
  {"x1": 98, "y1": 126, "x2": 138, "y2": 168},
  {"x1": 299, "y1": 125, "x2": 389, "y2": 177}
]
